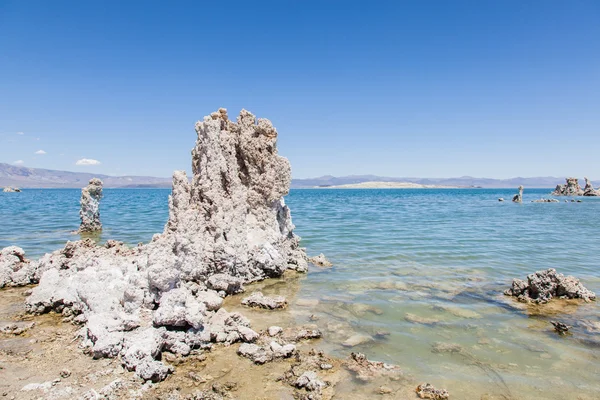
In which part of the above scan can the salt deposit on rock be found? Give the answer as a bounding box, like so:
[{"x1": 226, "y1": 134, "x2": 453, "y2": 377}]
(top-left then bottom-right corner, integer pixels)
[
  {"x1": 0, "y1": 246, "x2": 38, "y2": 288},
  {"x1": 78, "y1": 178, "x2": 103, "y2": 233},
  {"x1": 552, "y1": 177, "x2": 584, "y2": 196},
  {"x1": 295, "y1": 371, "x2": 326, "y2": 392},
  {"x1": 20, "y1": 108, "x2": 308, "y2": 381},
  {"x1": 268, "y1": 326, "x2": 283, "y2": 336},
  {"x1": 511, "y1": 185, "x2": 523, "y2": 203},
  {"x1": 504, "y1": 268, "x2": 596, "y2": 303}
]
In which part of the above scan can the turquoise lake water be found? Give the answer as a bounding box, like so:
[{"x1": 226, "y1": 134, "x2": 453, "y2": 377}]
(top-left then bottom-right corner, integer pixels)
[{"x1": 1, "y1": 188, "x2": 599, "y2": 399}]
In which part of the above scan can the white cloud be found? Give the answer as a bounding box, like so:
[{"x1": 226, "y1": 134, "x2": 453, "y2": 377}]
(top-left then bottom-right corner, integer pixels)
[
  {"x1": 35, "y1": 150, "x2": 46, "y2": 155},
  {"x1": 13, "y1": 160, "x2": 24, "y2": 165},
  {"x1": 76, "y1": 158, "x2": 101, "y2": 166},
  {"x1": 17, "y1": 132, "x2": 24, "y2": 135}
]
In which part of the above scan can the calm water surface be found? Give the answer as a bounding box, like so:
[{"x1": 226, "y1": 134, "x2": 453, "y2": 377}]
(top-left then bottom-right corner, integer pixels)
[{"x1": 1, "y1": 188, "x2": 599, "y2": 399}]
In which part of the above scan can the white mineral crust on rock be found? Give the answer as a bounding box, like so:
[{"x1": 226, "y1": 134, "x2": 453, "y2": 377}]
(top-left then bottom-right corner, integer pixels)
[
  {"x1": 0, "y1": 246, "x2": 39, "y2": 288},
  {"x1": 20, "y1": 108, "x2": 308, "y2": 381},
  {"x1": 78, "y1": 178, "x2": 103, "y2": 232}
]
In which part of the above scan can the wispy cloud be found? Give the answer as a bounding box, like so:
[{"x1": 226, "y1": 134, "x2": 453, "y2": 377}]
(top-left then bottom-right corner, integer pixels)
[
  {"x1": 76, "y1": 158, "x2": 101, "y2": 166},
  {"x1": 13, "y1": 160, "x2": 24, "y2": 165},
  {"x1": 17, "y1": 132, "x2": 24, "y2": 135},
  {"x1": 35, "y1": 149, "x2": 46, "y2": 155}
]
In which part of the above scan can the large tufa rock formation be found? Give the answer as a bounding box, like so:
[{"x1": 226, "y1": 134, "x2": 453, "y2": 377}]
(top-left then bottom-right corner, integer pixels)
[
  {"x1": 2, "y1": 186, "x2": 21, "y2": 192},
  {"x1": 78, "y1": 178, "x2": 103, "y2": 232},
  {"x1": 21, "y1": 108, "x2": 308, "y2": 381},
  {"x1": 161, "y1": 108, "x2": 307, "y2": 281},
  {"x1": 504, "y1": 268, "x2": 596, "y2": 303},
  {"x1": 583, "y1": 177, "x2": 600, "y2": 196},
  {"x1": 512, "y1": 185, "x2": 523, "y2": 203},
  {"x1": 552, "y1": 177, "x2": 584, "y2": 196}
]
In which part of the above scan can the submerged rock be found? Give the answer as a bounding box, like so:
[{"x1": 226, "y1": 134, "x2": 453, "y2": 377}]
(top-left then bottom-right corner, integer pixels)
[
  {"x1": 504, "y1": 268, "x2": 596, "y2": 303},
  {"x1": 552, "y1": 177, "x2": 584, "y2": 196},
  {"x1": 78, "y1": 178, "x2": 103, "y2": 233},
  {"x1": 550, "y1": 321, "x2": 571, "y2": 334},
  {"x1": 22, "y1": 108, "x2": 308, "y2": 381},
  {"x1": 583, "y1": 177, "x2": 600, "y2": 196},
  {"x1": 431, "y1": 342, "x2": 463, "y2": 354},
  {"x1": 342, "y1": 334, "x2": 374, "y2": 348},
  {"x1": 531, "y1": 198, "x2": 560, "y2": 203},
  {"x1": 512, "y1": 185, "x2": 523, "y2": 203},
  {"x1": 308, "y1": 253, "x2": 333, "y2": 267},
  {"x1": 416, "y1": 383, "x2": 449, "y2": 399},
  {"x1": 344, "y1": 352, "x2": 401, "y2": 382},
  {"x1": 405, "y1": 313, "x2": 440, "y2": 325},
  {"x1": 241, "y1": 291, "x2": 288, "y2": 309}
]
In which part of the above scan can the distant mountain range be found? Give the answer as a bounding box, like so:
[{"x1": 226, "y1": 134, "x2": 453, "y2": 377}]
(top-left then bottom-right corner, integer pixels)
[
  {"x1": 289, "y1": 175, "x2": 599, "y2": 189},
  {"x1": 0, "y1": 163, "x2": 172, "y2": 188},
  {"x1": 1, "y1": 163, "x2": 597, "y2": 189}
]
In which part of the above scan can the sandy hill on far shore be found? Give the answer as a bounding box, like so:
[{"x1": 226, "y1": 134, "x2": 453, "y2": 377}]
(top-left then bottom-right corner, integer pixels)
[{"x1": 315, "y1": 181, "x2": 461, "y2": 189}]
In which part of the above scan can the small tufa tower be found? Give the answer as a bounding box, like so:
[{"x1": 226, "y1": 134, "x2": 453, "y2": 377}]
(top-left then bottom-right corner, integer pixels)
[
  {"x1": 78, "y1": 178, "x2": 103, "y2": 233},
  {"x1": 512, "y1": 185, "x2": 523, "y2": 203}
]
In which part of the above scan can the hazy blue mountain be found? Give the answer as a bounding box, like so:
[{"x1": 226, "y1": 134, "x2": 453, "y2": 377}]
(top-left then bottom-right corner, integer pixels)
[
  {"x1": 0, "y1": 163, "x2": 172, "y2": 188},
  {"x1": 2, "y1": 163, "x2": 596, "y2": 189}
]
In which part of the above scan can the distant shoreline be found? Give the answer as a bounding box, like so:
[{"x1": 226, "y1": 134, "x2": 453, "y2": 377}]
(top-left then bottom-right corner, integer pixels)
[{"x1": 304, "y1": 181, "x2": 467, "y2": 189}]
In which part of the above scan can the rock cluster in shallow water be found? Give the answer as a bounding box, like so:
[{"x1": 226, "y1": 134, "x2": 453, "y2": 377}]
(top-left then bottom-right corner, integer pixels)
[
  {"x1": 78, "y1": 178, "x2": 103, "y2": 233},
  {"x1": 504, "y1": 268, "x2": 596, "y2": 303},
  {"x1": 14, "y1": 108, "x2": 308, "y2": 381},
  {"x1": 552, "y1": 177, "x2": 584, "y2": 196},
  {"x1": 308, "y1": 253, "x2": 333, "y2": 267},
  {"x1": 583, "y1": 177, "x2": 600, "y2": 196}
]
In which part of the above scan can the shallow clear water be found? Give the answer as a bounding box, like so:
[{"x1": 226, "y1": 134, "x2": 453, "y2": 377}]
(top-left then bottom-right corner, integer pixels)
[{"x1": 1, "y1": 188, "x2": 599, "y2": 399}]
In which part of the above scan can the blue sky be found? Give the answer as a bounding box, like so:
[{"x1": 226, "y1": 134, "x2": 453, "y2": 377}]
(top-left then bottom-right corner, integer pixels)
[{"x1": 1, "y1": 1, "x2": 599, "y2": 179}]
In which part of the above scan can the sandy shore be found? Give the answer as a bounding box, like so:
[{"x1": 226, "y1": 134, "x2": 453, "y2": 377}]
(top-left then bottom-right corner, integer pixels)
[{"x1": 0, "y1": 274, "x2": 423, "y2": 400}]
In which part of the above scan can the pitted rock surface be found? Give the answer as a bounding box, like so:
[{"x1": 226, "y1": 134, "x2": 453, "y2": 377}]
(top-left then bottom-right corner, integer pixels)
[
  {"x1": 17, "y1": 108, "x2": 308, "y2": 381},
  {"x1": 583, "y1": 177, "x2": 600, "y2": 196},
  {"x1": 416, "y1": 383, "x2": 449, "y2": 399},
  {"x1": 552, "y1": 177, "x2": 584, "y2": 196},
  {"x1": 504, "y1": 268, "x2": 596, "y2": 303},
  {"x1": 241, "y1": 291, "x2": 288, "y2": 309},
  {"x1": 0, "y1": 246, "x2": 39, "y2": 288},
  {"x1": 78, "y1": 178, "x2": 103, "y2": 232}
]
